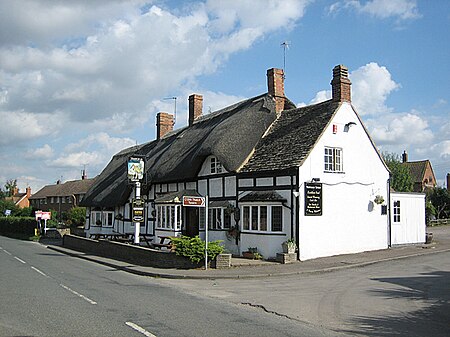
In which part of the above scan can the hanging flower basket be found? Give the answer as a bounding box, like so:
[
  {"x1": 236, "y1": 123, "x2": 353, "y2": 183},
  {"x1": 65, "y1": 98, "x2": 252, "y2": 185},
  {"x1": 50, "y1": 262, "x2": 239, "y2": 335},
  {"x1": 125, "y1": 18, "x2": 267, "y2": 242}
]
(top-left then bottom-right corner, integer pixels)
[{"x1": 374, "y1": 195, "x2": 385, "y2": 205}]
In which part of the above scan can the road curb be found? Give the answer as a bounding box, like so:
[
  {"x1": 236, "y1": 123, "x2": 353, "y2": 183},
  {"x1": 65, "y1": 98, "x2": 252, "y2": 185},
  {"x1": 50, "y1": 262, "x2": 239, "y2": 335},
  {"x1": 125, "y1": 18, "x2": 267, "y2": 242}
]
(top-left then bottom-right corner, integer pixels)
[{"x1": 45, "y1": 244, "x2": 450, "y2": 280}]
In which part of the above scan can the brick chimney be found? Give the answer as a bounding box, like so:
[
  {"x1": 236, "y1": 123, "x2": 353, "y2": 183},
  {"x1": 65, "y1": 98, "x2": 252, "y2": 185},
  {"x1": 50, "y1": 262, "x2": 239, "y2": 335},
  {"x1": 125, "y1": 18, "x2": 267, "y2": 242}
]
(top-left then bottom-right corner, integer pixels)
[
  {"x1": 156, "y1": 112, "x2": 174, "y2": 140},
  {"x1": 188, "y1": 94, "x2": 203, "y2": 126},
  {"x1": 402, "y1": 150, "x2": 408, "y2": 163},
  {"x1": 331, "y1": 65, "x2": 351, "y2": 103},
  {"x1": 26, "y1": 187, "x2": 31, "y2": 198},
  {"x1": 267, "y1": 68, "x2": 285, "y2": 113}
]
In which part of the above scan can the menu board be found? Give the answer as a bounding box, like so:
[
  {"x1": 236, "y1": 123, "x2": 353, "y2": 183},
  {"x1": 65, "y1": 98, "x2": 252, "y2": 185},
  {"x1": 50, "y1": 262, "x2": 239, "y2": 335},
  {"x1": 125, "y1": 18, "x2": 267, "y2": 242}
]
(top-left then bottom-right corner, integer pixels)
[{"x1": 305, "y1": 183, "x2": 322, "y2": 216}]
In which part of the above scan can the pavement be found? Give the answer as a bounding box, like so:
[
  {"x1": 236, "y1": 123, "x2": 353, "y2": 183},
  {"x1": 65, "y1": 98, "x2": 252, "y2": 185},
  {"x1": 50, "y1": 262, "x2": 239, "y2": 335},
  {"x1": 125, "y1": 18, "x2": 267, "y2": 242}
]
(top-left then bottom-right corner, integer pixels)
[{"x1": 42, "y1": 226, "x2": 450, "y2": 280}]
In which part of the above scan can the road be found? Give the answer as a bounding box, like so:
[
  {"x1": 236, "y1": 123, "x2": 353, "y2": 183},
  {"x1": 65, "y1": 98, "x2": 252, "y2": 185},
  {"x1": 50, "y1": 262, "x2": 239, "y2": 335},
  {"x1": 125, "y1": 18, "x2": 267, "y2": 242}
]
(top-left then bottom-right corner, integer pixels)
[
  {"x1": 160, "y1": 251, "x2": 450, "y2": 337},
  {"x1": 0, "y1": 235, "x2": 340, "y2": 337}
]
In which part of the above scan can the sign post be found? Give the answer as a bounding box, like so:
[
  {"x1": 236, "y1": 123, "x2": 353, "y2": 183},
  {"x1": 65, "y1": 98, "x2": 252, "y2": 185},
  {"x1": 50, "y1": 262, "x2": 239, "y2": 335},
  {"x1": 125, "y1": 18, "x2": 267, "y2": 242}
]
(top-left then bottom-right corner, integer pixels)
[
  {"x1": 182, "y1": 195, "x2": 208, "y2": 270},
  {"x1": 128, "y1": 156, "x2": 145, "y2": 244}
]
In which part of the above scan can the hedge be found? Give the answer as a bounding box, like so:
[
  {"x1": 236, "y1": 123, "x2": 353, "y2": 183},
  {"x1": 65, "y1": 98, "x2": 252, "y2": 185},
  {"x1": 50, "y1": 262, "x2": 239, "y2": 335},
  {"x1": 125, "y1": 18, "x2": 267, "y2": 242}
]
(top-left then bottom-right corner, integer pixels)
[{"x1": 0, "y1": 217, "x2": 36, "y2": 235}]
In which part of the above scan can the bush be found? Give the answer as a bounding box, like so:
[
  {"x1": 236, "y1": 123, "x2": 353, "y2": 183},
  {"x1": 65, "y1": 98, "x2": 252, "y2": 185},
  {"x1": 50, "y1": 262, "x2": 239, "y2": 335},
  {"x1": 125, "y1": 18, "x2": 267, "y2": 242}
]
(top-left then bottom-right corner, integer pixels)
[
  {"x1": 171, "y1": 235, "x2": 224, "y2": 264},
  {"x1": 0, "y1": 216, "x2": 36, "y2": 235},
  {"x1": 66, "y1": 207, "x2": 86, "y2": 227}
]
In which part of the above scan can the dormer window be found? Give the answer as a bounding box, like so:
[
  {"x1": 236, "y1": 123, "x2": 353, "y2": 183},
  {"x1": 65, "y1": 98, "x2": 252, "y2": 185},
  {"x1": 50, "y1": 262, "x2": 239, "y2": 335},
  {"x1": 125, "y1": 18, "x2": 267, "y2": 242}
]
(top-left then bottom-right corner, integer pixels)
[{"x1": 210, "y1": 156, "x2": 223, "y2": 174}]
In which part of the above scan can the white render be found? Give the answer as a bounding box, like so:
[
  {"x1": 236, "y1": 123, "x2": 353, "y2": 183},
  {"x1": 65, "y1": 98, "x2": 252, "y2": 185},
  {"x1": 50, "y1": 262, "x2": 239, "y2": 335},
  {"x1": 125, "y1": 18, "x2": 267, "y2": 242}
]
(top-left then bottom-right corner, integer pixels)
[
  {"x1": 390, "y1": 192, "x2": 426, "y2": 245},
  {"x1": 298, "y1": 103, "x2": 390, "y2": 261}
]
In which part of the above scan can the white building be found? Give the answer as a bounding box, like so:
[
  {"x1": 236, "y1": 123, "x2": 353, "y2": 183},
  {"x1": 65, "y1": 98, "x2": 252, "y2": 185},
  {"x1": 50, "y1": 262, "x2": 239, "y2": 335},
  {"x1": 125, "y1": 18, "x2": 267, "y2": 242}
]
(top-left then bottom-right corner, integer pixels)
[{"x1": 81, "y1": 65, "x2": 424, "y2": 261}]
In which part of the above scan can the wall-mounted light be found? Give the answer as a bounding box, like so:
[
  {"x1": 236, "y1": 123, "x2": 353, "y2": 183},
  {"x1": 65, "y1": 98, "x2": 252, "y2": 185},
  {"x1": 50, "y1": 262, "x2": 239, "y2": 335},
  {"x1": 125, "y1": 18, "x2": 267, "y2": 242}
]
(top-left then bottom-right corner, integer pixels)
[
  {"x1": 344, "y1": 121, "x2": 357, "y2": 132},
  {"x1": 312, "y1": 178, "x2": 320, "y2": 182},
  {"x1": 293, "y1": 191, "x2": 300, "y2": 198}
]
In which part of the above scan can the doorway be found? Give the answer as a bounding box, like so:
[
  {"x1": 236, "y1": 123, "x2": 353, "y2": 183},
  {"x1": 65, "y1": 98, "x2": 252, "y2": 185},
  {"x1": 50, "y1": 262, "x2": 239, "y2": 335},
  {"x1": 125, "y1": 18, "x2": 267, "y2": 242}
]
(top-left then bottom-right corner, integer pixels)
[{"x1": 183, "y1": 207, "x2": 199, "y2": 237}]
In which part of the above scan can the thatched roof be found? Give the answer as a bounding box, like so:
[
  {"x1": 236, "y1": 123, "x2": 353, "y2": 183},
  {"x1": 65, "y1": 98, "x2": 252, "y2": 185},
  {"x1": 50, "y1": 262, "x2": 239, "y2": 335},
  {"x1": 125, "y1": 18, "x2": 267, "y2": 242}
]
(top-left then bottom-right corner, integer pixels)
[{"x1": 82, "y1": 94, "x2": 297, "y2": 207}]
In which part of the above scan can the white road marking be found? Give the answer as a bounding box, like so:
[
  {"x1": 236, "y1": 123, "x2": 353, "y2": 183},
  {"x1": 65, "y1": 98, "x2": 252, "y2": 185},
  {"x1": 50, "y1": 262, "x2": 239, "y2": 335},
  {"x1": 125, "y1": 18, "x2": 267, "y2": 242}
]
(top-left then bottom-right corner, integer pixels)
[
  {"x1": 59, "y1": 283, "x2": 97, "y2": 305},
  {"x1": 14, "y1": 256, "x2": 26, "y2": 264},
  {"x1": 3, "y1": 249, "x2": 12, "y2": 255},
  {"x1": 31, "y1": 266, "x2": 49, "y2": 278},
  {"x1": 125, "y1": 322, "x2": 157, "y2": 337}
]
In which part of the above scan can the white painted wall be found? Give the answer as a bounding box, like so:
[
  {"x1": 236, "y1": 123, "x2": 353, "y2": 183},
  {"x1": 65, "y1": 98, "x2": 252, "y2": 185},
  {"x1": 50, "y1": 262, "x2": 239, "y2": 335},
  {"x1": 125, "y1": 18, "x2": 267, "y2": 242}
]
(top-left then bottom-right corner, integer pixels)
[
  {"x1": 390, "y1": 192, "x2": 426, "y2": 245},
  {"x1": 298, "y1": 103, "x2": 390, "y2": 260}
]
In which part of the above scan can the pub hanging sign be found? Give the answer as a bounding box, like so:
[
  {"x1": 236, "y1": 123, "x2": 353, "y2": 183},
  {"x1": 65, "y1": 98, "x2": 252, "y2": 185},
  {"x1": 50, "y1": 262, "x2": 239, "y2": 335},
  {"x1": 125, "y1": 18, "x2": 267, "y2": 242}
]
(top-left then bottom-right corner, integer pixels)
[{"x1": 305, "y1": 182, "x2": 323, "y2": 216}]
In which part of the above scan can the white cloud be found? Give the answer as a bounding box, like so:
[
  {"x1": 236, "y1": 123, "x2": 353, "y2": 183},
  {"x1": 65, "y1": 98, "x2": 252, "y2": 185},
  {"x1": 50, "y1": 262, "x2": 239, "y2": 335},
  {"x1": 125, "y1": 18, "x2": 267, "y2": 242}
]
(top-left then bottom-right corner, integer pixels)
[
  {"x1": 0, "y1": 110, "x2": 66, "y2": 145},
  {"x1": 368, "y1": 112, "x2": 433, "y2": 146},
  {"x1": 25, "y1": 144, "x2": 54, "y2": 159},
  {"x1": 49, "y1": 151, "x2": 103, "y2": 168},
  {"x1": 309, "y1": 90, "x2": 331, "y2": 105},
  {"x1": 351, "y1": 62, "x2": 400, "y2": 116},
  {"x1": 328, "y1": 0, "x2": 421, "y2": 21}
]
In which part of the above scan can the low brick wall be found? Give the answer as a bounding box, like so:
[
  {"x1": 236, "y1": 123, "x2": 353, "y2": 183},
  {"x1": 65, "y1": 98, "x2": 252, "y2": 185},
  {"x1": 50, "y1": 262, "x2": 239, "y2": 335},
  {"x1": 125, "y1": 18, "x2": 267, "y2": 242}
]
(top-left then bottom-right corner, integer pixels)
[{"x1": 63, "y1": 234, "x2": 200, "y2": 269}]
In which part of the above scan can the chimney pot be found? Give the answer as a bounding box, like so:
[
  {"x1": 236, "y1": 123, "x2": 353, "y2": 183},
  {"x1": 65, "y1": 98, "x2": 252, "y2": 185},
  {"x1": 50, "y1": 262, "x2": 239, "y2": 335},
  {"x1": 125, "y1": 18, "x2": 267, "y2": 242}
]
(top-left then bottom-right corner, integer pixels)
[
  {"x1": 156, "y1": 112, "x2": 174, "y2": 140},
  {"x1": 402, "y1": 150, "x2": 408, "y2": 163},
  {"x1": 189, "y1": 94, "x2": 203, "y2": 126},
  {"x1": 267, "y1": 68, "x2": 285, "y2": 113},
  {"x1": 331, "y1": 64, "x2": 352, "y2": 103}
]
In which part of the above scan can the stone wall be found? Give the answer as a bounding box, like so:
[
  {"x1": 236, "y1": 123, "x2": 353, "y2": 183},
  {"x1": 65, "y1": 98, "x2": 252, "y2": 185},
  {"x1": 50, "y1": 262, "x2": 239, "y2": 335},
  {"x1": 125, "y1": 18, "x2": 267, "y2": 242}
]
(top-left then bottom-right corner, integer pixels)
[{"x1": 63, "y1": 234, "x2": 200, "y2": 269}]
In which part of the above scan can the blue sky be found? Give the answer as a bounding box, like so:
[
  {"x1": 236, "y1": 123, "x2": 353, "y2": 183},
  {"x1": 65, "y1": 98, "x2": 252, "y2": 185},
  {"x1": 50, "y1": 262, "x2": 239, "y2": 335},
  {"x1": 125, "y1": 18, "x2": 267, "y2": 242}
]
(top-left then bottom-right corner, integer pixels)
[{"x1": 0, "y1": 0, "x2": 449, "y2": 194}]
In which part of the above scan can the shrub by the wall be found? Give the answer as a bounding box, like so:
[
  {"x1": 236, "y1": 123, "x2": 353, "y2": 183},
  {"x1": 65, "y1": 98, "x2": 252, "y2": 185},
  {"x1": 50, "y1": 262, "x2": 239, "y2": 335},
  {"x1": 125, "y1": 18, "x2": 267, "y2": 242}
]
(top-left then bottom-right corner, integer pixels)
[{"x1": 0, "y1": 217, "x2": 36, "y2": 235}]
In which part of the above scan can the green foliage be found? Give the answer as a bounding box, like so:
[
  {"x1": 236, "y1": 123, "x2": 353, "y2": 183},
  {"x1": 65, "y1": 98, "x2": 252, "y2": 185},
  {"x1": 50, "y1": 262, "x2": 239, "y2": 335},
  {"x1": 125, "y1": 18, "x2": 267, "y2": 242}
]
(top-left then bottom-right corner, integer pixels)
[
  {"x1": 382, "y1": 152, "x2": 413, "y2": 192},
  {"x1": 66, "y1": 207, "x2": 86, "y2": 227},
  {"x1": 4, "y1": 179, "x2": 17, "y2": 197},
  {"x1": 426, "y1": 187, "x2": 450, "y2": 219},
  {"x1": 171, "y1": 235, "x2": 224, "y2": 264},
  {"x1": 0, "y1": 199, "x2": 17, "y2": 215},
  {"x1": 0, "y1": 216, "x2": 36, "y2": 235}
]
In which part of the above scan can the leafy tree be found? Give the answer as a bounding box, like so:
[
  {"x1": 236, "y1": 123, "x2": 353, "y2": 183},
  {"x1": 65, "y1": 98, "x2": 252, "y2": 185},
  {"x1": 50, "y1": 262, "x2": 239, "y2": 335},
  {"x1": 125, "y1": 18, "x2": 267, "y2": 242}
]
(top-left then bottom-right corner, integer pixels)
[
  {"x1": 66, "y1": 207, "x2": 86, "y2": 227},
  {"x1": 0, "y1": 199, "x2": 17, "y2": 216},
  {"x1": 426, "y1": 187, "x2": 450, "y2": 219},
  {"x1": 0, "y1": 187, "x2": 6, "y2": 200},
  {"x1": 4, "y1": 179, "x2": 17, "y2": 197},
  {"x1": 382, "y1": 152, "x2": 413, "y2": 192}
]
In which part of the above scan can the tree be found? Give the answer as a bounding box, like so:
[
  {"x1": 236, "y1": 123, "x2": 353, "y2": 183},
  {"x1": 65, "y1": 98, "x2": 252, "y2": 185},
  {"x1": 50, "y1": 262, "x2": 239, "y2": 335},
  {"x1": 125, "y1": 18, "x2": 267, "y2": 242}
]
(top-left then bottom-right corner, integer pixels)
[
  {"x1": 4, "y1": 179, "x2": 17, "y2": 197},
  {"x1": 66, "y1": 207, "x2": 86, "y2": 227},
  {"x1": 427, "y1": 187, "x2": 450, "y2": 219},
  {"x1": 382, "y1": 152, "x2": 413, "y2": 192}
]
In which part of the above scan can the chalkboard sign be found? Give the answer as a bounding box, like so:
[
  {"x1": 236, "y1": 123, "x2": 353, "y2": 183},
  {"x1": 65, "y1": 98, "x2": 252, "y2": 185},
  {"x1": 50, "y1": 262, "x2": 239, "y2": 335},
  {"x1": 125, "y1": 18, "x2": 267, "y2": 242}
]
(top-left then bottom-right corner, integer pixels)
[{"x1": 305, "y1": 183, "x2": 323, "y2": 216}]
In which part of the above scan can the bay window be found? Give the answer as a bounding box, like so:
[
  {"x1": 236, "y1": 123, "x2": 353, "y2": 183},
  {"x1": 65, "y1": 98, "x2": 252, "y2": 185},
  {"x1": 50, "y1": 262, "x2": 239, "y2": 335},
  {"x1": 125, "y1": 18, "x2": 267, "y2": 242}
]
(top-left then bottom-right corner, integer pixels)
[{"x1": 241, "y1": 205, "x2": 283, "y2": 233}]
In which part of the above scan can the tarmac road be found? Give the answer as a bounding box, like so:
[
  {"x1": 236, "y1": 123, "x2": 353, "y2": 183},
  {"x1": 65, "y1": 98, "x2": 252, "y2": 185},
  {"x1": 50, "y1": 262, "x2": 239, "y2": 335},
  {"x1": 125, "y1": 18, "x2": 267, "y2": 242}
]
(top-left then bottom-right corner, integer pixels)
[{"x1": 159, "y1": 250, "x2": 450, "y2": 336}]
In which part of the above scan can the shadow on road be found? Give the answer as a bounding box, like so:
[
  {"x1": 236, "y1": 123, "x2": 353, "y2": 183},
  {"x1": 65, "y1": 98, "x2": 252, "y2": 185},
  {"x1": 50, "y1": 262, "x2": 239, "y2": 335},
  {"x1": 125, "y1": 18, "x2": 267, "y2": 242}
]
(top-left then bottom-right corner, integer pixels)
[{"x1": 345, "y1": 271, "x2": 450, "y2": 337}]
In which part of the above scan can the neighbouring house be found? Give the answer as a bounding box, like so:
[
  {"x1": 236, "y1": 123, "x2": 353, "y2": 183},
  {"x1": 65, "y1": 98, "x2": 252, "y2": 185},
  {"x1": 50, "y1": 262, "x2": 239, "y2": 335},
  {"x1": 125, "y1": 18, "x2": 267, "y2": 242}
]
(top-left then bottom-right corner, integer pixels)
[
  {"x1": 81, "y1": 65, "x2": 425, "y2": 261},
  {"x1": 29, "y1": 173, "x2": 96, "y2": 221},
  {"x1": 5, "y1": 187, "x2": 32, "y2": 208},
  {"x1": 390, "y1": 192, "x2": 425, "y2": 245},
  {"x1": 401, "y1": 151, "x2": 437, "y2": 192}
]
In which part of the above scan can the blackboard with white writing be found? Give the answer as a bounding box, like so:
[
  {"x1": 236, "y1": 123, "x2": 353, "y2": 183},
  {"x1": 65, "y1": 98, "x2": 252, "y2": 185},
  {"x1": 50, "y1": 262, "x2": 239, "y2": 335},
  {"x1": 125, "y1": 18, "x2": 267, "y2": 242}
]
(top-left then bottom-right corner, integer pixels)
[{"x1": 305, "y1": 183, "x2": 323, "y2": 216}]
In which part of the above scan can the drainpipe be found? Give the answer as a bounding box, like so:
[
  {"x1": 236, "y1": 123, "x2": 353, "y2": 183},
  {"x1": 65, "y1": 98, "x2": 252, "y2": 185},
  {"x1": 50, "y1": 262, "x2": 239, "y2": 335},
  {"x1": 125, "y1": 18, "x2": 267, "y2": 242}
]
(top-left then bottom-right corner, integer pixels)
[{"x1": 387, "y1": 177, "x2": 392, "y2": 248}]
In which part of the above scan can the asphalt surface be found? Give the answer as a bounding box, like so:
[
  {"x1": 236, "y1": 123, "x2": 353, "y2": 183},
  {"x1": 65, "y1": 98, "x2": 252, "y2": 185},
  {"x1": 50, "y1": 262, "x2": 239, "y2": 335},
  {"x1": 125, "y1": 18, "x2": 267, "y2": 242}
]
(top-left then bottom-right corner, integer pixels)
[{"x1": 44, "y1": 226, "x2": 450, "y2": 280}]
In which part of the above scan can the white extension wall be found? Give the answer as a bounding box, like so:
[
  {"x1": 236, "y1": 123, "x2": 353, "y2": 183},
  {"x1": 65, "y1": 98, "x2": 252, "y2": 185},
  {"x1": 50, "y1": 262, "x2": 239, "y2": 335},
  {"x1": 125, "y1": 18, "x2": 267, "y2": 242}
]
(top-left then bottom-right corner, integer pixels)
[
  {"x1": 390, "y1": 192, "x2": 426, "y2": 245},
  {"x1": 298, "y1": 103, "x2": 390, "y2": 261}
]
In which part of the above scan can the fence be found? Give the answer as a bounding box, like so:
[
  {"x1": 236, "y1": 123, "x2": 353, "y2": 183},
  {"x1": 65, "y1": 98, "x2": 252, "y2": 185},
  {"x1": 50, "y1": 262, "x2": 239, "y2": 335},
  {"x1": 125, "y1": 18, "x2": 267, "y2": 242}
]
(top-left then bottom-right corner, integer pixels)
[{"x1": 429, "y1": 218, "x2": 450, "y2": 227}]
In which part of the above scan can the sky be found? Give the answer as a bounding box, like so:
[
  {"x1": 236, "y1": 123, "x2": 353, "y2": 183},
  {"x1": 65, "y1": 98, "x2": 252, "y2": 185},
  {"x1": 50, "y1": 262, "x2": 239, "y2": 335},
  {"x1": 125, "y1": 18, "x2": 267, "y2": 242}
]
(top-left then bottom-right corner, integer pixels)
[{"x1": 0, "y1": 0, "x2": 449, "y2": 194}]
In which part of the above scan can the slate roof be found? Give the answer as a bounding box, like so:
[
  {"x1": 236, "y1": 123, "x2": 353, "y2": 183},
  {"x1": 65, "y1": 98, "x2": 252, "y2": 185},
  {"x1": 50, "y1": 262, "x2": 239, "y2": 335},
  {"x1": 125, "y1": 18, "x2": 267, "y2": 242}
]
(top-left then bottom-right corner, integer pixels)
[
  {"x1": 241, "y1": 100, "x2": 340, "y2": 173},
  {"x1": 29, "y1": 178, "x2": 96, "y2": 200},
  {"x1": 401, "y1": 160, "x2": 430, "y2": 183},
  {"x1": 81, "y1": 94, "x2": 341, "y2": 208}
]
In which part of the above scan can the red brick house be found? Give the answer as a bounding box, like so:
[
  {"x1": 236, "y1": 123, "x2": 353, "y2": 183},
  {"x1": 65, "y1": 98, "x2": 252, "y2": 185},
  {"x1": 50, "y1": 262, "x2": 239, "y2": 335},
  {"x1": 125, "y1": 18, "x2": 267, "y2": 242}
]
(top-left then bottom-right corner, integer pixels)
[
  {"x1": 401, "y1": 150, "x2": 437, "y2": 192},
  {"x1": 5, "y1": 187, "x2": 32, "y2": 208}
]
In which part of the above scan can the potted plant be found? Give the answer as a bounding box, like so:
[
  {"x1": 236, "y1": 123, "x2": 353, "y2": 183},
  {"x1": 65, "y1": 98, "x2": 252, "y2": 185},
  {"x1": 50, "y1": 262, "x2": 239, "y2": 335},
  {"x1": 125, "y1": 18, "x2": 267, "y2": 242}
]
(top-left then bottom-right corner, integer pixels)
[
  {"x1": 242, "y1": 247, "x2": 262, "y2": 259},
  {"x1": 282, "y1": 238, "x2": 297, "y2": 254},
  {"x1": 374, "y1": 195, "x2": 385, "y2": 205}
]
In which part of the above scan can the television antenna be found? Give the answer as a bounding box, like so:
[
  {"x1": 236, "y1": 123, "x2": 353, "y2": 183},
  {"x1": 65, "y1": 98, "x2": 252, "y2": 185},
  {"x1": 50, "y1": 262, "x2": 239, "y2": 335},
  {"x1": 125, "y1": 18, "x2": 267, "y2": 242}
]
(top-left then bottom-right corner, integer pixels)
[
  {"x1": 281, "y1": 41, "x2": 290, "y2": 79},
  {"x1": 163, "y1": 96, "x2": 177, "y2": 125}
]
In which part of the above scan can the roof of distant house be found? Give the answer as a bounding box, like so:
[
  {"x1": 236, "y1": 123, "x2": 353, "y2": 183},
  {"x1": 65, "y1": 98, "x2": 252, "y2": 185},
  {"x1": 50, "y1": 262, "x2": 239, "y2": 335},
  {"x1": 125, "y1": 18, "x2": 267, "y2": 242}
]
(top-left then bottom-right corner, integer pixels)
[{"x1": 29, "y1": 178, "x2": 96, "y2": 200}]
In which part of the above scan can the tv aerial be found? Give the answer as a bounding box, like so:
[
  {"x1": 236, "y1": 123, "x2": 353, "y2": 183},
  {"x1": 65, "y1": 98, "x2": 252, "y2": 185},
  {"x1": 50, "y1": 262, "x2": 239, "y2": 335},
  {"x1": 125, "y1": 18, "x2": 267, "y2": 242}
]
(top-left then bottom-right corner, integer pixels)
[
  {"x1": 163, "y1": 96, "x2": 177, "y2": 125},
  {"x1": 281, "y1": 41, "x2": 290, "y2": 79}
]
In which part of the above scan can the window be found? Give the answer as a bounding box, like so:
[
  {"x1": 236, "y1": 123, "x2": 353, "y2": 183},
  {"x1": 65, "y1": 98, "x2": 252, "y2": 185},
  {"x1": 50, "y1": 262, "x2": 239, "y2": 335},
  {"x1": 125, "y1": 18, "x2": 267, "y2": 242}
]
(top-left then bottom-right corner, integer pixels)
[
  {"x1": 92, "y1": 211, "x2": 114, "y2": 227},
  {"x1": 324, "y1": 147, "x2": 343, "y2": 172},
  {"x1": 208, "y1": 208, "x2": 231, "y2": 230},
  {"x1": 156, "y1": 205, "x2": 181, "y2": 230},
  {"x1": 393, "y1": 200, "x2": 401, "y2": 223},
  {"x1": 210, "y1": 156, "x2": 223, "y2": 174},
  {"x1": 241, "y1": 205, "x2": 283, "y2": 232}
]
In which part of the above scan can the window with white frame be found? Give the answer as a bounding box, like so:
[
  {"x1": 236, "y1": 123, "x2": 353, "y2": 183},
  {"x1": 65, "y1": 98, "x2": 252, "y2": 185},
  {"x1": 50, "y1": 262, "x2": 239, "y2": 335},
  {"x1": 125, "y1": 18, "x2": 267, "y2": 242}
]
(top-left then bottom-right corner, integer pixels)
[
  {"x1": 393, "y1": 200, "x2": 401, "y2": 223},
  {"x1": 210, "y1": 156, "x2": 223, "y2": 174},
  {"x1": 91, "y1": 211, "x2": 114, "y2": 227},
  {"x1": 156, "y1": 205, "x2": 181, "y2": 230},
  {"x1": 208, "y1": 208, "x2": 231, "y2": 230},
  {"x1": 324, "y1": 147, "x2": 343, "y2": 172},
  {"x1": 241, "y1": 205, "x2": 283, "y2": 232}
]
